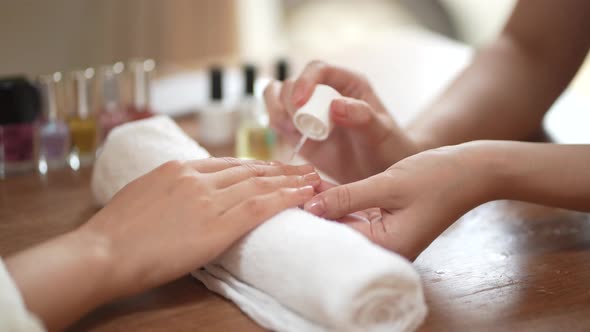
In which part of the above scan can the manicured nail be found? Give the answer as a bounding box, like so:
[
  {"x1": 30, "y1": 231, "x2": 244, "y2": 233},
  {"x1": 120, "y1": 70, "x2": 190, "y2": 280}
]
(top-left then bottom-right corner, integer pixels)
[
  {"x1": 297, "y1": 185, "x2": 315, "y2": 197},
  {"x1": 331, "y1": 101, "x2": 347, "y2": 118},
  {"x1": 292, "y1": 88, "x2": 305, "y2": 107},
  {"x1": 297, "y1": 164, "x2": 315, "y2": 174},
  {"x1": 302, "y1": 172, "x2": 321, "y2": 187},
  {"x1": 304, "y1": 197, "x2": 326, "y2": 216}
]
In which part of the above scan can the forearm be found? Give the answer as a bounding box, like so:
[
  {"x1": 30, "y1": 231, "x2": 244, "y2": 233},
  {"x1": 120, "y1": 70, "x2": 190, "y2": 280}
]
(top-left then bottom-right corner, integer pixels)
[
  {"x1": 469, "y1": 141, "x2": 590, "y2": 212},
  {"x1": 408, "y1": 0, "x2": 590, "y2": 150},
  {"x1": 5, "y1": 228, "x2": 117, "y2": 331},
  {"x1": 408, "y1": 38, "x2": 553, "y2": 148}
]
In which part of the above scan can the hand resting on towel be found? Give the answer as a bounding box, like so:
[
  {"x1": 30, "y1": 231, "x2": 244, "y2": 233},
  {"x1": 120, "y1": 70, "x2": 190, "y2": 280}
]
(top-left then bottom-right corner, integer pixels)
[{"x1": 5, "y1": 158, "x2": 319, "y2": 331}]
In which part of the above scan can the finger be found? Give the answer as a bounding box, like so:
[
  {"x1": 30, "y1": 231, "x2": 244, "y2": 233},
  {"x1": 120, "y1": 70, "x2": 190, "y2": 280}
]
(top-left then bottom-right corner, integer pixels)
[
  {"x1": 216, "y1": 173, "x2": 321, "y2": 210},
  {"x1": 219, "y1": 185, "x2": 316, "y2": 236},
  {"x1": 291, "y1": 60, "x2": 367, "y2": 108},
  {"x1": 279, "y1": 79, "x2": 295, "y2": 115},
  {"x1": 264, "y1": 81, "x2": 289, "y2": 131},
  {"x1": 316, "y1": 179, "x2": 337, "y2": 193},
  {"x1": 184, "y1": 157, "x2": 268, "y2": 173},
  {"x1": 329, "y1": 97, "x2": 393, "y2": 145},
  {"x1": 265, "y1": 80, "x2": 299, "y2": 136},
  {"x1": 303, "y1": 175, "x2": 384, "y2": 219},
  {"x1": 206, "y1": 163, "x2": 316, "y2": 189}
]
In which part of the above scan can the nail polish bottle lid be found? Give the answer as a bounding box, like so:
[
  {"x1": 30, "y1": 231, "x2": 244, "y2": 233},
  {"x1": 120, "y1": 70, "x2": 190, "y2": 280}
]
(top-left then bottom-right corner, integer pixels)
[
  {"x1": 0, "y1": 77, "x2": 40, "y2": 124},
  {"x1": 292, "y1": 84, "x2": 341, "y2": 141},
  {"x1": 38, "y1": 74, "x2": 60, "y2": 121},
  {"x1": 210, "y1": 67, "x2": 223, "y2": 101},
  {"x1": 276, "y1": 59, "x2": 289, "y2": 82},
  {"x1": 99, "y1": 64, "x2": 122, "y2": 113},
  {"x1": 130, "y1": 59, "x2": 155, "y2": 110},
  {"x1": 71, "y1": 69, "x2": 94, "y2": 119},
  {"x1": 244, "y1": 64, "x2": 256, "y2": 97}
]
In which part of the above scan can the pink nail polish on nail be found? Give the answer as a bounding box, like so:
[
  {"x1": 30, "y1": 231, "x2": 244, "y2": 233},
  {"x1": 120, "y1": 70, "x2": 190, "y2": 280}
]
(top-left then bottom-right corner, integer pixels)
[
  {"x1": 298, "y1": 185, "x2": 314, "y2": 196},
  {"x1": 304, "y1": 198, "x2": 326, "y2": 216}
]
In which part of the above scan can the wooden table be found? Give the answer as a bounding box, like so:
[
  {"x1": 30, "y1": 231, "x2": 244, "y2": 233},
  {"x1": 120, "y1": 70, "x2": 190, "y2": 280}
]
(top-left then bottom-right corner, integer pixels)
[{"x1": 2, "y1": 29, "x2": 590, "y2": 331}]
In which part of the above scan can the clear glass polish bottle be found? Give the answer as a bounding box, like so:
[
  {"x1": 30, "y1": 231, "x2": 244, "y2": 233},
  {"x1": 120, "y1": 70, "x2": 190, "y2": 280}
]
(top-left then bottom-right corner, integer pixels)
[{"x1": 236, "y1": 64, "x2": 275, "y2": 160}]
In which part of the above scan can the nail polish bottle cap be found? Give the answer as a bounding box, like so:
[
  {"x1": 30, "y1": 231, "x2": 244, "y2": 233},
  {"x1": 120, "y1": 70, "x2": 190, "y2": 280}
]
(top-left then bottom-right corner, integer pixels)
[
  {"x1": 130, "y1": 59, "x2": 154, "y2": 110},
  {"x1": 244, "y1": 64, "x2": 256, "y2": 97},
  {"x1": 99, "y1": 64, "x2": 122, "y2": 113},
  {"x1": 38, "y1": 73, "x2": 62, "y2": 121},
  {"x1": 210, "y1": 67, "x2": 223, "y2": 101},
  {"x1": 71, "y1": 69, "x2": 94, "y2": 119},
  {"x1": 0, "y1": 77, "x2": 40, "y2": 125},
  {"x1": 276, "y1": 59, "x2": 289, "y2": 82},
  {"x1": 292, "y1": 84, "x2": 341, "y2": 141}
]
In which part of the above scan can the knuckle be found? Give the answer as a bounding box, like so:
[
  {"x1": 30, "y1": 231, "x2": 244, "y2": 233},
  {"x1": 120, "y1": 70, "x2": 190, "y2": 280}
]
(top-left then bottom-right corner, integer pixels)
[
  {"x1": 242, "y1": 163, "x2": 265, "y2": 177},
  {"x1": 249, "y1": 177, "x2": 274, "y2": 191},
  {"x1": 308, "y1": 60, "x2": 327, "y2": 72},
  {"x1": 243, "y1": 197, "x2": 266, "y2": 217},
  {"x1": 176, "y1": 173, "x2": 208, "y2": 192},
  {"x1": 357, "y1": 72, "x2": 370, "y2": 86},
  {"x1": 336, "y1": 186, "x2": 352, "y2": 212},
  {"x1": 220, "y1": 157, "x2": 242, "y2": 167},
  {"x1": 160, "y1": 160, "x2": 184, "y2": 173}
]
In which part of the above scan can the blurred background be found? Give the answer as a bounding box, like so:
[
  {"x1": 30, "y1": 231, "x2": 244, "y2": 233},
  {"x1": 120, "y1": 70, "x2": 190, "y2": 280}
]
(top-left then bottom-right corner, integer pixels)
[
  {"x1": 2, "y1": 0, "x2": 589, "y2": 88},
  {"x1": 1, "y1": 0, "x2": 588, "y2": 90},
  {"x1": 0, "y1": 0, "x2": 517, "y2": 74},
  {"x1": 0, "y1": 0, "x2": 589, "y2": 165}
]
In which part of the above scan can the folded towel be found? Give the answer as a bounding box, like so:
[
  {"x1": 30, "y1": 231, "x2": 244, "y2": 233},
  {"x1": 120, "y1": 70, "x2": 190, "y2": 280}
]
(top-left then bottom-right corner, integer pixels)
[{"x1": 91, "y1": 116, "x2": 427, "y2": 332}]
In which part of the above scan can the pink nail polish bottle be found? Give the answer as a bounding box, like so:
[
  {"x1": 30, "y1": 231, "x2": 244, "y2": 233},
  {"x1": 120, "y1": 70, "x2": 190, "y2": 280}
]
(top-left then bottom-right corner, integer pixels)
[
  {"x1": 126, "y1": 59, "x2": 155, "y2": 121},
  {"x1": 98, "y1": 63, "x2": 129, "y2": 142},
  {"x1": 0, "y1": 77, "x2": 40, "y2": 177},
  {"x1": 37, "y1": 73, "x2": 70, "y2": 172}
]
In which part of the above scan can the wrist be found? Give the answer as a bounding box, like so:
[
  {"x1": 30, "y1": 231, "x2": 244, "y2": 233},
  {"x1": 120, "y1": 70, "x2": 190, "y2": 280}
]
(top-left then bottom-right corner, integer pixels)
[
  {"x1": 456, "y1": 140, "x2": 514, "y2": 204},
  {"x1": 68, "y1": 226, "x2": 123, "y2": 300},
  {"x1": 451, "y1": 141, "x2": 508, "y2": 207}
]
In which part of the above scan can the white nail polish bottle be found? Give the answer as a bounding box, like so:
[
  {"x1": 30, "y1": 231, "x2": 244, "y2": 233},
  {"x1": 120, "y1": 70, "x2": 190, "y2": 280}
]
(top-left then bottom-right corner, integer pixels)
[{"x1": 198, "y1": 67, "x2": 238, "y2": 147}]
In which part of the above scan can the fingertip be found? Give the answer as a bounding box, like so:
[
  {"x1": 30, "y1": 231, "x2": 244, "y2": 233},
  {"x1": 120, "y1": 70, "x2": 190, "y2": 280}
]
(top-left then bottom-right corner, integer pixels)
[
  {"x1": 296, "y1": 185, "x2": 315, "y2": 200},
  {"x1": 330, "y1": 98, "x2": 371, "y2": 127},
  {"x1": 330, "y1": 98, "x2": 348, "y2": 119},
  {"x1": 304, "y1": 194, "x2": 327, "y2": 217},
  {"x1": 291, "y1": 81, "x2": 311, "y2": 107}
]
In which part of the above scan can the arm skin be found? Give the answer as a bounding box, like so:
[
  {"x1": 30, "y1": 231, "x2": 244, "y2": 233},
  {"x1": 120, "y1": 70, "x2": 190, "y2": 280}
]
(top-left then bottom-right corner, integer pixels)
[
  {"x1": 408, "y1": 0, "x2": 590, "y2": 150},
  {"x1": 5, "y1": 158, "x2": 319, "y2": 331},
  {"x1": 474, "y1": 142, "x2": 590, "y2": 212}
]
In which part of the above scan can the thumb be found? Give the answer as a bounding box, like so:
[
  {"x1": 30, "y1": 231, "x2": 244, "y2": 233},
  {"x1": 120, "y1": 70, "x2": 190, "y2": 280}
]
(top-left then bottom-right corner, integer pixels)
[
  {"x1": 303, "y1": 175, "x2": 384, "y2": 219},
  {"x1": 330, "y1": 97, "x2": 392, "y2": 145}
]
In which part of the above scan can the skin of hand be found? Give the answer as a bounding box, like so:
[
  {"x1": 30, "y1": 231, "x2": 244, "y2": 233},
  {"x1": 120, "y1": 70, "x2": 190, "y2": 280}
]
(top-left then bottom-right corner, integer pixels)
[
  {"x1": 6, "y1": 158, "x2": 320, "y2": 331},
  {"x1": 304, "y1": 144, "x2": 490, "y2": 260},
  {"x1": 304, "y1": 141, "x2": 590, "y2": 260},
  {"x1": 264, "y1": 61, "x2": 420, "y2": 183}
]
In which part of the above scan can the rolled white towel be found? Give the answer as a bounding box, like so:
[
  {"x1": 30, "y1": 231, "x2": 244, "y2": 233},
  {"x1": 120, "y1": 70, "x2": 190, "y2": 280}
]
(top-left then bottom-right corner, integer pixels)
[{"x1": 91, "y1": 116, "x2": 427, "y2": 332}]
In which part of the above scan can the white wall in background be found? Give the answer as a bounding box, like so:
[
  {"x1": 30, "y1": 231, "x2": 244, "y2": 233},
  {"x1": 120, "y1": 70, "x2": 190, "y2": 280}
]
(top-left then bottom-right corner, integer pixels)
[
  {"x1": 235, "y1": 0, "x2": 286, "y2": 61},
  {"x1": 440, "y1": 0, "x2": 516, "y2": 46}
]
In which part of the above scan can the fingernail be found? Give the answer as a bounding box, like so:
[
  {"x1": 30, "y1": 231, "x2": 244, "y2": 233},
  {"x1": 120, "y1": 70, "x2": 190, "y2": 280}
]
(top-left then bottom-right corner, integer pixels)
[
  {"x1": 304, "y1": 197, "x2": 326, "y2": 216},
  {"x1": 297, "y1": 185, "x2": 315, "y2": 197},
  {"x1": 302, "y1": 172, "x2": 321, "y2": 187},
  {"x1": 292, "y1": 87, "x2": 307, "y2": 107},
  {"x1": 297, "y1": 164, "x2": 315, "y2": 174},
  {"x1": 331, "y1": 101, "x2": 347, "y2": 118}
]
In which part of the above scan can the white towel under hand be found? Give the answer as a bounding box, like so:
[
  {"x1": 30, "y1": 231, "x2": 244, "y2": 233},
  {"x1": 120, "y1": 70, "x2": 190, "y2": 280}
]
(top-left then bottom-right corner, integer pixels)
[{"x1": 91, "y1": 116, "x2": 427, "y2": 332}]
